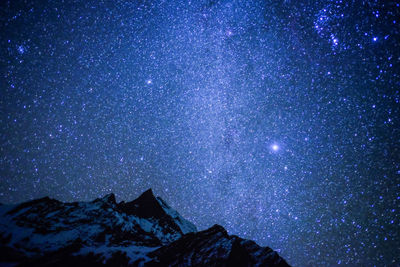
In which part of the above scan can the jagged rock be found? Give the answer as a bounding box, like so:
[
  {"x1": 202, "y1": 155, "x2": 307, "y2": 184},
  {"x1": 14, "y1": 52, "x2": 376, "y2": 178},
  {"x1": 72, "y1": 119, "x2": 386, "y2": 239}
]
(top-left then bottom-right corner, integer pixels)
[
  {"x1": 147, "y1": 224, "x2": 290, "y2": 266},
  {"x1": 0, "y1": 189, "x2": 290, "y2": 266}
]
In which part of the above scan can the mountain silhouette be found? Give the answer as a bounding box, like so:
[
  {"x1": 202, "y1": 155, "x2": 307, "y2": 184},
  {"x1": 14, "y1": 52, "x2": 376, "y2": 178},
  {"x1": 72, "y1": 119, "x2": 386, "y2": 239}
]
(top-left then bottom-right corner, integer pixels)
[{"x1": 0, "y1": 189, "x2": 290, "y2": 266}]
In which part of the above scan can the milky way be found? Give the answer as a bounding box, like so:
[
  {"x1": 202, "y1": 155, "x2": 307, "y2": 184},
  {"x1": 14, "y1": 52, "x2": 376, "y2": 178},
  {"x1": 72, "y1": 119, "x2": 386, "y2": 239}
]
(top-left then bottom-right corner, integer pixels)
[{"x1": 1, "y1": 0, "x2": 399, "y2": 265}]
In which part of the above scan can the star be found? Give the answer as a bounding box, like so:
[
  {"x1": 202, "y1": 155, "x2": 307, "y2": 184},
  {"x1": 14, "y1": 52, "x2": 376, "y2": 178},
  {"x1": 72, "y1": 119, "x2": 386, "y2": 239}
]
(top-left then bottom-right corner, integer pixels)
[
  {"x1": 17, "y1": 45, "x2": 25, "y2": 54},
  {"x1": 271, "y1": 144, "x2": 279, "y2": 152}
]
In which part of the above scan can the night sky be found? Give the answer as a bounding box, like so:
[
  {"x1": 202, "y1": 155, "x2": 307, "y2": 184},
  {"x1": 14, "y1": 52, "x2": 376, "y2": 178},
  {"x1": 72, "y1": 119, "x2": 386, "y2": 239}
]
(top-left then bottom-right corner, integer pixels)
[{"x1": 1, "y1": 0, "x2": 399, "y2": 265}]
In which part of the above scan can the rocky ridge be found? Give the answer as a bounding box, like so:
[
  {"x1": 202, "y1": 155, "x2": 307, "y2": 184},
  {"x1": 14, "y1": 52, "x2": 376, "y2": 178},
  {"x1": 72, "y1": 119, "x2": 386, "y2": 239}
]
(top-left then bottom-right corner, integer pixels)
[{"x1": 0, "y1": 189, "x2": 290, "y2": 266}]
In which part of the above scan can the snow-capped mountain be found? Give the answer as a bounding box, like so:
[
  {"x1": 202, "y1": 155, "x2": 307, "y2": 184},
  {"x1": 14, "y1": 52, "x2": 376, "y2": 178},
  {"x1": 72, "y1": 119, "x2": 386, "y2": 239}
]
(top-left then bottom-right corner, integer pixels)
[{"x1": 0, "y1": 189, "x2": 290, "y2": 266}]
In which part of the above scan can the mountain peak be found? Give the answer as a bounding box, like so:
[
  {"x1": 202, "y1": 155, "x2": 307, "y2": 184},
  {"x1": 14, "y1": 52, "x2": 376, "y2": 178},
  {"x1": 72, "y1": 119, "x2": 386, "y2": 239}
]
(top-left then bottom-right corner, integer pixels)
[
  {"x1": 118, "y1": 188, "x2": 165, "y2": 219},
  {"x1": 116, "y1": 189, "x2": 196, "y2": 236},
  {"x1": 208, "y1": 224, "x2": 227, "y2": 235},
  {"x1": 137, "y1": 188, "x2": 156, "y2": 201},
  {"x1": 92, "y1": 193, "x2": 116, "y2": 205},
  {"x1": 102, "y1": 193, "x2": 116, "y2": 204}
]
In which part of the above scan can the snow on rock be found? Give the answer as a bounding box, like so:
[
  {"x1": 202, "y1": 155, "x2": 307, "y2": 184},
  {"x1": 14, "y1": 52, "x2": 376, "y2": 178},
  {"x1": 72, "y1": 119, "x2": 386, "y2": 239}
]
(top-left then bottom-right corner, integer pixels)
[
  {"x1": 0, "y1": 189, "x2": 193, "y2": 264},
  {"x1": 156, "y1": 196, "x2": 197, "y2": 234},
  {"x1": 0, "y1": 189, "x2": 290, "y2": 266}
]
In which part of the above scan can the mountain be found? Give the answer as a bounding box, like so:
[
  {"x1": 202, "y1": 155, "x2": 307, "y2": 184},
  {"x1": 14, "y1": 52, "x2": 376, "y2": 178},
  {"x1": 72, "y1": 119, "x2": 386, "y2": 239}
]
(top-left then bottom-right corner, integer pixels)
[{"x1": 0, "y1": 189, "x2": 290, "y2": 266}]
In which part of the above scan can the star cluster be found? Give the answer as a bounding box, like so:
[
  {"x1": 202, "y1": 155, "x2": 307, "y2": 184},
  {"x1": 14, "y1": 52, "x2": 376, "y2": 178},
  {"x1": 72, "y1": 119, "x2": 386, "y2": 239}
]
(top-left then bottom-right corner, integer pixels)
[{"x1": 1, "y1": 0, "x2": 399, "y2": 265}]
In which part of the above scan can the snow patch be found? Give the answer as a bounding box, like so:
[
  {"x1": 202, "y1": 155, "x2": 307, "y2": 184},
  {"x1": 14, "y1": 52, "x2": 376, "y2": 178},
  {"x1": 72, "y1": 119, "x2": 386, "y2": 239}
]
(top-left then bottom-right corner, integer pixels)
[{"x1": 156, "y1": 197, "x2": 197, "y2": 234}]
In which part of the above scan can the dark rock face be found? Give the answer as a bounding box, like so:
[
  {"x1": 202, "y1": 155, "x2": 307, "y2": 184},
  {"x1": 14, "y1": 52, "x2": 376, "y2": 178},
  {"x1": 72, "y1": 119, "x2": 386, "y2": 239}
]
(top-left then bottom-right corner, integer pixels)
[
  {"x1": 0, "y1": 190, "x2": 290, "y2": 266},
  {"x1": 147, "y1": 225, "x2": 290, "y2": 267},
  {"x1": 118, "y1": 189, "x2": 165, "y2": 218},
  {"x1": 117, "y1": 189, "x2": 185, "y2": 237}
]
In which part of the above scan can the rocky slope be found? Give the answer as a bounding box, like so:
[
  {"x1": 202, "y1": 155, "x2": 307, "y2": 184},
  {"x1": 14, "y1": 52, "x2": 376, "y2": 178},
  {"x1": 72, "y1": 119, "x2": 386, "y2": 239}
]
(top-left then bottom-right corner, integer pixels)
[{"x1": 0, "y1": 189, "x2": 290, "y2": 266}]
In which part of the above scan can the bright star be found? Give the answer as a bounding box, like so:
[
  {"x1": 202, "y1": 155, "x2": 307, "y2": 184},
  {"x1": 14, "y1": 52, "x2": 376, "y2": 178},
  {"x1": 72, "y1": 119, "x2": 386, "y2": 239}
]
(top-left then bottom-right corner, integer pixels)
[
  {"x1": 271, "y1": 144, "x2": 279, "y2": 151},
  {"x1": 17, "y1": 45, "x2": 25, "y2": 54}
]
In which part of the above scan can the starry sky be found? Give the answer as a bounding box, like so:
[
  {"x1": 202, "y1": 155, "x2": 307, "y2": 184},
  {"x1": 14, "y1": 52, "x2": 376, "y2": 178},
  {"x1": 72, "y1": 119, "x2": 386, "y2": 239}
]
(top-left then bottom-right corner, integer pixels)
[{"x1": 1, "y1": 0, "x2": 399, "y2": 265}]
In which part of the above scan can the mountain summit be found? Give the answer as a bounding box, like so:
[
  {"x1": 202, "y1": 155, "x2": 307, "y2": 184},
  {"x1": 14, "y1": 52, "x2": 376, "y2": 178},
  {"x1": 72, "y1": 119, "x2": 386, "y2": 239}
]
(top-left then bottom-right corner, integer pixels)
[{"x1": 0, "y1": 189, "x2": 290, "y2": 266}]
